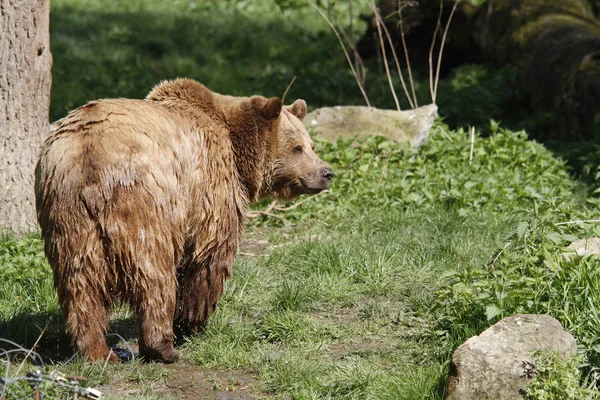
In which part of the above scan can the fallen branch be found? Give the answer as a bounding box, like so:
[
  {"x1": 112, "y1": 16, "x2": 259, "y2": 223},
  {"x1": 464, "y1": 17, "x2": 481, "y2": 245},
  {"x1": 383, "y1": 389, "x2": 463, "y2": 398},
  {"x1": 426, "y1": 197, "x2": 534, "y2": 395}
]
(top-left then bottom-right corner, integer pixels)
[{"x1": 247, "y1": 191, "x2": 330, "y2": 220}]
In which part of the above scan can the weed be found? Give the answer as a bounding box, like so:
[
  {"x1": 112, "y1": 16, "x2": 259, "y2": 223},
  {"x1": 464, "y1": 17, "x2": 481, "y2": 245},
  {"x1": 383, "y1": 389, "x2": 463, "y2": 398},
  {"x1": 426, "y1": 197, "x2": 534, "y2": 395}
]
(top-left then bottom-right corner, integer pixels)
[{"x1": 524, "y1": 351, "x2": 599, "y2": 400}]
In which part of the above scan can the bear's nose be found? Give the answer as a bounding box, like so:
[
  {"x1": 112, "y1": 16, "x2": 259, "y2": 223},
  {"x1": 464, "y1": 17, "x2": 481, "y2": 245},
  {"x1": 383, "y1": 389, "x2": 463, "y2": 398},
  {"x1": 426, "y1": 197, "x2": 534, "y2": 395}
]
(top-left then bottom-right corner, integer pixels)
[{"x1": 321, "y1": 167, "x2": 334, "y2": 181}]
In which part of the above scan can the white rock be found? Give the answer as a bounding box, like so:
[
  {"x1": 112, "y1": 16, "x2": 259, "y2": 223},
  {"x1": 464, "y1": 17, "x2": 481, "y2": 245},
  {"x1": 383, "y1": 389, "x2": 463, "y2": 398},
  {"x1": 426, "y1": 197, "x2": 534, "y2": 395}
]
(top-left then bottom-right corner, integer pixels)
[{"x1": 304, "y1": 104, "x2": 438, "y2": 147}]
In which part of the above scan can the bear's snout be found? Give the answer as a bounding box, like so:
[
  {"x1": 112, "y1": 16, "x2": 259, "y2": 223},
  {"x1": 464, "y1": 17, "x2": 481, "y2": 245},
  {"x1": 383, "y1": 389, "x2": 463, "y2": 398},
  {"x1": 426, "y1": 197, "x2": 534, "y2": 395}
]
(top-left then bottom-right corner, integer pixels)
[{"x1": 321, "y1": 167, "x2": 334, "y2": 182}]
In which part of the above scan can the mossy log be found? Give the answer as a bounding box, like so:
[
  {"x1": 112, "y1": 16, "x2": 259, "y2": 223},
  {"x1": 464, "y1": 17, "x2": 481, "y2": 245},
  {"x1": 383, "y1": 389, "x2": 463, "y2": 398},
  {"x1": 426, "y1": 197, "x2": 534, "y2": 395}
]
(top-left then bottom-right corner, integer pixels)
[
  {"x1": 474, "y1": 0, "x2": 600, "y2": 140},
  {"x1": 359, "y1": 0, "x2": 600, "y2": 141}
]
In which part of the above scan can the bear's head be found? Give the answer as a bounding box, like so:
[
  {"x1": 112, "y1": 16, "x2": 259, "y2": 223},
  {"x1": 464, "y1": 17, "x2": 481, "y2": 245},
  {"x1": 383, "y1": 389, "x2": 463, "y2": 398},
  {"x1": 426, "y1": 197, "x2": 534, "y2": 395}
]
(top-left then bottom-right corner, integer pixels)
[{"x1": 261, "y1": 99, "x2": 334, "y2": 200}]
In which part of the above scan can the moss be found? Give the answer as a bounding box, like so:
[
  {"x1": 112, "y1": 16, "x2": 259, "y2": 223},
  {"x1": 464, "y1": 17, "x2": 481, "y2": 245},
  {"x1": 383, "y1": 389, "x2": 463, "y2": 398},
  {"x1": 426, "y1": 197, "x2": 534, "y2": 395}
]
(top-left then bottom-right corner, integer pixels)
[
  {"x1": 474, "y1": 0, "x2": 600, "y2": 140},
  {"x1": 514, "y1": 15, "x2": 594, "y2": 47}
]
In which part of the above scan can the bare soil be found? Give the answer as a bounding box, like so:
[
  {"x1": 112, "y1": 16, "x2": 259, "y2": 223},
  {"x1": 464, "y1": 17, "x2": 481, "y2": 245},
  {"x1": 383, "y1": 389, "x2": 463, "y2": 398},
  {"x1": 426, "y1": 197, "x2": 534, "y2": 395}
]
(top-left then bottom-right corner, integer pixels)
[{"x1": 101, "y1": 363, "x2": 260, "y2": 399}]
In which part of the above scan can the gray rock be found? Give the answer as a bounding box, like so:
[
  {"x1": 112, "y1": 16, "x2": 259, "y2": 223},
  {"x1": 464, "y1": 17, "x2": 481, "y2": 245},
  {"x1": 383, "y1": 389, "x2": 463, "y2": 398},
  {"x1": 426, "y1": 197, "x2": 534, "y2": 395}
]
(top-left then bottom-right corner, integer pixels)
[
  {"x1": 448, "y1": 314, "x2": 577, "y2": 400},
  {"x1": 566, "y1": 237, "x2": 600, "y2": 257},
  {"x1": 305, "y1": 104, "x2": 437, "y2": 147}
]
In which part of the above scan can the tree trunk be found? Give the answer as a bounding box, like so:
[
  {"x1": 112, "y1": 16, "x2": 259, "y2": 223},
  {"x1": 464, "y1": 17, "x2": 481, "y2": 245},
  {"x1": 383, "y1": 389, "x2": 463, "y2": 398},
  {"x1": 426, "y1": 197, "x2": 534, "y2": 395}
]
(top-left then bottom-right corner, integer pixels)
[
  {"x1": 473, "y1": 0, "x2": 600, "y2": 140},
  {"x1": 0, "y1": 0, "x2": 52, "y2": 234}
]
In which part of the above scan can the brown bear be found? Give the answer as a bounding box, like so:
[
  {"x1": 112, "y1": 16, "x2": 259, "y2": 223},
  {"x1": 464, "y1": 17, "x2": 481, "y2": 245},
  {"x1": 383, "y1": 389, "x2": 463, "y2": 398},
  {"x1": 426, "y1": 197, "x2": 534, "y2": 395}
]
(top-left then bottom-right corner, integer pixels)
[{"x1": 35, "y1": 78, "x2": 333, "y2": 363}]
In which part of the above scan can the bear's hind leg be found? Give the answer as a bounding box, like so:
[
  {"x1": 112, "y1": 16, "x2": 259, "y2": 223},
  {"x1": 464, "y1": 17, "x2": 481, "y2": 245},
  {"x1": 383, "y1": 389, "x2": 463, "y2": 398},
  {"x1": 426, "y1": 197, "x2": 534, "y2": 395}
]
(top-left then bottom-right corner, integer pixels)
[
  {"x1": 59, "y1": 269, "x2": 119, "y2": 363},
  {"x1": 51, "y1": 230, "x2": 119, "y2": 363},
  {"x1": 130, "y1": 259, "x2": 178, "y2": 363}
]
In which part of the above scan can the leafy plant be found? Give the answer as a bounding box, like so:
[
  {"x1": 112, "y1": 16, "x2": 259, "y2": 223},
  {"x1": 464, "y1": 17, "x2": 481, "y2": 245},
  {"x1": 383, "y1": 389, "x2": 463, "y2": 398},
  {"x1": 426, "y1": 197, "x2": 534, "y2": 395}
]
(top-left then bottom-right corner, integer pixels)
[
  {"x1": 252, "y1": 121, "x2": 576, "y2": 228},
  {"x1": 524, "y1": 351, "x2": 599, "y2": 400}
]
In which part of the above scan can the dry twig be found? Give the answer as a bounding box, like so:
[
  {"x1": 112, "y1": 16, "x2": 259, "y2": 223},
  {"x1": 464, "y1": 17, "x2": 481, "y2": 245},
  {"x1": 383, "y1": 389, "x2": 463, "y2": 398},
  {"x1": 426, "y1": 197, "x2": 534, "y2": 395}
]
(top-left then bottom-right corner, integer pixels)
[
  {"x1": 429, "y1": 0, "x2": 444, "y2": 103},
  {"x1": 378, "y1": 8, "x2": 414, "y2": 109},
  {"x1": 555, "y1": 220, "x2": 600, "y2": 226},
  {"x1": 281, "y1": 76, "x2": 297, "y2": 105},
  {"x1": 14, "y1": 319, "x2": 50, "y2": 377},
  {"x1": 338, "y1": 23, "x2": 367, "y2": 86},
  {"x1": 247, "y1": 191, "x2": 330, "y2": 221},
  {"x1": 372, "y1": 3, "x2": 400, "y2": 111},
  {"x1": 433, "y1": 0, "x2": 460, "y2": 103},
  {"x1": 469, "y1": 126, "x2": 475, "y2": 165},
  {"x1": 396, "y1": 2, "x2": 419, "y2": 107},
  {"x1": 308, "y1": 0, "x2": 371, "y2": 107}
]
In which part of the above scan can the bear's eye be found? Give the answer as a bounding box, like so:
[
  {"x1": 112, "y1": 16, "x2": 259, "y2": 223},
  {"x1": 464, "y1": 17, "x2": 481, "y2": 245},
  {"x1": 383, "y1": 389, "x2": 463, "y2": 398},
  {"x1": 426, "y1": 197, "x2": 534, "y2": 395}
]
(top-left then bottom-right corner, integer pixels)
[{"x1": 294, "y1": 145, "x2": 303, "y2": 153}]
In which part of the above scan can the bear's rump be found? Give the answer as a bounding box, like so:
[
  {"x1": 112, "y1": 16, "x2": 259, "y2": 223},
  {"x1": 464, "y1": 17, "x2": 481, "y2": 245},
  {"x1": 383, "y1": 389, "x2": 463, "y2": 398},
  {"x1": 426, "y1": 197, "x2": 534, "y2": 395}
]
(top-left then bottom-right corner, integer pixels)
[{"x1": 37, "y1": 100, "x2": 193, "y2": 300}]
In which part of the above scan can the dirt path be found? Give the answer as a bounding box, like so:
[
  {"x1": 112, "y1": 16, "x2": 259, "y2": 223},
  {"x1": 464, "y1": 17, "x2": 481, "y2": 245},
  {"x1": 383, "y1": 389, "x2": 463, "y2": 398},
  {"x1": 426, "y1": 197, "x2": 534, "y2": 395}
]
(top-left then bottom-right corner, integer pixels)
[{"x1": 99, "y1": 361, "x2": 260, "y2": 399}]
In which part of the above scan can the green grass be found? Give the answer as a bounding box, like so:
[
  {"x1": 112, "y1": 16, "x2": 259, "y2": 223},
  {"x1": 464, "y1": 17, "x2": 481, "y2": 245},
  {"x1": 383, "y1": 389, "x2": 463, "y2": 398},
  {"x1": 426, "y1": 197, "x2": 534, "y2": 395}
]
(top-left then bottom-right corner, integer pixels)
[
  {"x1": 49, "y1": 0, "x2": 374, "y2": 122},
  {"x1": 49, "y1": 0, "x2": 534, "y2": 135},
  {"x1": 5, "y1": 123, "x2": 599, "y2": 398},
  {"x1": 524, "y1": 351, "x2": 599, "y2": 400}
]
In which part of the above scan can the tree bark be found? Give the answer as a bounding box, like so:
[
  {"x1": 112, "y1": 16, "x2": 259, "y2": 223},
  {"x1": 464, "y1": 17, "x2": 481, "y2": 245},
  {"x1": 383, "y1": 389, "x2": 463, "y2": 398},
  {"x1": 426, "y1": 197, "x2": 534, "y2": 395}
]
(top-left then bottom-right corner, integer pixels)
[{"x1": 0, "y1": 0, "x2": 52, "y2": 234}]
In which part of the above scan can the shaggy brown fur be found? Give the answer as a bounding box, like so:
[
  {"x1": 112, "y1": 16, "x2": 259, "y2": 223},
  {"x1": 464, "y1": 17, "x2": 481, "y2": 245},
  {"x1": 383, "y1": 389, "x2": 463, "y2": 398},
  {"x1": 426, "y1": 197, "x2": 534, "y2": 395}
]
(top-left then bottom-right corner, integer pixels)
[{"x1": 35, "y1": 79, "x2": 333, "y2": 363}]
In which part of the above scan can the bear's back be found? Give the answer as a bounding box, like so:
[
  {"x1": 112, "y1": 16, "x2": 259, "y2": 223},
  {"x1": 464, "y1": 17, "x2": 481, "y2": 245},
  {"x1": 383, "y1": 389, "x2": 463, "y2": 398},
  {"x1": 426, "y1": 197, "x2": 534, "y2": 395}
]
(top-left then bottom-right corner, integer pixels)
[{"x1": 36, "y1": 99, "x2": 198, "y2": 224}]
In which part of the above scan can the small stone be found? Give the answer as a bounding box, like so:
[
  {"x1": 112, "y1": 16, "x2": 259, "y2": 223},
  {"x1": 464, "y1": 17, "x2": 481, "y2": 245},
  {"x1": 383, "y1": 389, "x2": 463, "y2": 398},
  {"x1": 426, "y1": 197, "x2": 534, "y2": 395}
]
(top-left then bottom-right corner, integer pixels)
[{"x1": 566, "y1": 237, "x2": 600, "y2": 257}]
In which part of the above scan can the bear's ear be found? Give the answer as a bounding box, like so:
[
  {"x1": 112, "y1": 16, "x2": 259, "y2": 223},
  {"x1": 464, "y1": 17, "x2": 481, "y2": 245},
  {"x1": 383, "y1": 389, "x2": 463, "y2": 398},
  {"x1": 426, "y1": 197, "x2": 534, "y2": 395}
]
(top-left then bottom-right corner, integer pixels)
[
  {"x1": 261, "y1": 97, "x2": 283, "y2": 120},
  {"x1": 285, "y1": 99, "x2": 307, "y2": 120}
]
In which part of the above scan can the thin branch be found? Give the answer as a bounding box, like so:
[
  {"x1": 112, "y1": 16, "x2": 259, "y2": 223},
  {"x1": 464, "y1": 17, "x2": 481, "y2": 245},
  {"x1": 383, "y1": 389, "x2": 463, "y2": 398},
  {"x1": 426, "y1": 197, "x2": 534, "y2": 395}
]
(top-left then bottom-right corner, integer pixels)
[
  {"x1": 555, "y1": 219, "x2": 600, "y2": 226},
  {"x1": 101, "y1": 349, "x2": 113, "y2": 376},
  {"x1": 437, "y1": 126, "x2": 453, "y2": 143},
  {"x1": 14, "y1": 319, "x2": 51, "y2": 377},
  {"x1": 469, "y1": 126, "x2": 475, "y2": 165},
  {"x1": 372, "y1": 3, "x2": 400, "y2": 111},
  {"x1": 246, "y1": 211, "x2": 289, "y2": 224},
  {"x1": 349, "y1": 0, "x2": 354, "y2": 44},
  {"x1": 308, "y1": 0, "x2": 372, "y2": 107},
  {"x1": 490, "y1": 241, "x2": 511, "y2": 269},
  {"x1": 273, "y1": 190, "x2": 330, "y2": 211},
  {"x1": 429, "y1": 0, "x2": 444, "y2": 103},
  {"x1": 281, "y1": 76, "x2": 297, "y2": 105},
  {"x1": 338, "y1": 22, "x2": 367, "y2": 86},
  {"x1": 247, "y1": 191, "x2": 329, "y2": 221},
  {"x1": 378, "y1": 8, "x2": 414, "y2": 109},
  {"x1": 397, "y1": 3, "x2": 418, "y2": 107},
  {"x1": 433, "y1": 0, "x2": 460, "y2": 102},
  {"x1": 247, "y1": 200, "x2": 278, "y2": 217}
]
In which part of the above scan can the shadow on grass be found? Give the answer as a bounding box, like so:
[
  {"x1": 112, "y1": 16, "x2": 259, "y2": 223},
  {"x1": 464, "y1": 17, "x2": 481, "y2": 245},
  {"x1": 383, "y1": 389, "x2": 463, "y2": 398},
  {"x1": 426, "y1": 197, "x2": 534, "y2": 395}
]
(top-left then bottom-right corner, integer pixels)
[
  {"x1": 50, "y1": 4, "x2": 362, "y2": 121},
  {"x1": 0, "y1": 312, "x2": 139, "y2": 363}
]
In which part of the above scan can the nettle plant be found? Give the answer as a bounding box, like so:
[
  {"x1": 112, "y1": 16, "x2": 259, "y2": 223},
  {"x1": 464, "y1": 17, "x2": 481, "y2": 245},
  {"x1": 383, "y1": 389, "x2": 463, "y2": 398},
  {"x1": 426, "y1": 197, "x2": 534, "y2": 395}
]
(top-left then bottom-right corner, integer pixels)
[
  {"x1": 251, "y1": 120, "x2": 576, "y2": 227},
  {"x1": 524, "y1": 351, "x2": 599, "y2": 400},
  {"x1": 435, "y1": 199, "x2": 600, "y2": 367}
]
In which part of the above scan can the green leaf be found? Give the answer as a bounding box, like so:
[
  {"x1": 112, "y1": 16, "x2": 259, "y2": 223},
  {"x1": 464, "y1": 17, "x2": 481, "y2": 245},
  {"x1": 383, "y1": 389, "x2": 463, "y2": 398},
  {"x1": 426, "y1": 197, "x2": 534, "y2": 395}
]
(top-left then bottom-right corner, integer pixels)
[
  {"x1": 485, "y1": 305, "x2": 501, "y2": 320},
  {"x1": 545, "y1": 231, "x2": 563, "y2": 245}
]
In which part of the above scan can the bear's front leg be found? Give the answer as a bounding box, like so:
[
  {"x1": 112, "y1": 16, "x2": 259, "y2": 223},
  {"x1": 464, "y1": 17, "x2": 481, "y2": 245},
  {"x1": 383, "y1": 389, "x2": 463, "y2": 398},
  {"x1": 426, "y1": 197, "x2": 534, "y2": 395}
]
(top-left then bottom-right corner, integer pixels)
[{"x1": 174, "y1": 259, "x2": 229, "y2": 341}]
